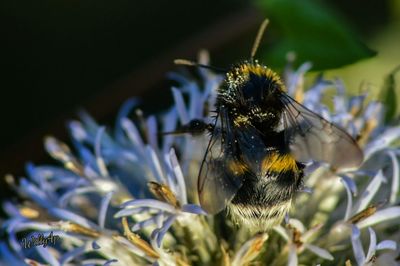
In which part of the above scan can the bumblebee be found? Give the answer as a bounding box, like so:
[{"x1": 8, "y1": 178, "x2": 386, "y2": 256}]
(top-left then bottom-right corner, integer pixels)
[{"x1": 175, "y1": 19, "x2": 363, "y2": 230}]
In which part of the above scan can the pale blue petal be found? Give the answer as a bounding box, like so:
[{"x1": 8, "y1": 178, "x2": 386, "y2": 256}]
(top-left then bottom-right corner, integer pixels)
[
  {"x1": 348, "y1": 95, "x2": 366, "y2": 114},
  {"x1": 162, "y1": 154, "x2": 180, "y2": 198},
  {"x1": 114, "y1": 98, "x2": 140, "y2": 141},
  {"x1": 318, "y1": 105, "x2": 331, "y2": 120},
  {"x1": 167, "y1": 71, "x2": 191, "y2": 85},
  {"x1": 346, "y1": 121, "x2": 360, "y2": 138},
  {"x1": 10, "y1": 222, "x2": 56, "y2": 232},
  {"x1": 340, "y1": 176, "x2": 355, "y2": 221},
  {"x1": 286, "y1": 62, "x2": 312, "y2": 95},
  {"x1": 387, "y1": 150, "x2": 399, "y2": 204},
  {"x1": 303, "y1": 162, "x2": 323, "y2": 176},
  {"x1": 120, "y1": 117, "x2": 145, "y2": 150},
  {"x1": 187, "y1": 82, "x2": 202, "y2": 119},
  {"x1": 357, "y1": 207, "x2": 400, "y2": 228},
  {"x1": 94, "y1": 126, "x2": 109, "y2": 177},
  {"x1": 74, "y1": 142, "x2": 98, "y2": 170},
  {"x1": 298, "y1": 187, "x2": 313, "y2": 194},
  {"x1": 339, "y1": 174, "x2": 357, "y2": 194},
  {"x1": 19, "y1": 178, "x2": 53, "y2": 209},
  {"x1": 273, "y1": 225, "x2": 289, "y2": 241},
  {"x1": 103, "y1": 147, "x2": 138, "y2": 163},
  {"x1": 145, "y1": 146, "x2": 165, "y2": 183},
  {"x1": 146, "y1": 116, "x2": 158, "y2": 149},
  {"x1": 376, "y1": 240, "x2": 397, "y2": 250},
  {"x1": 364, "y1": 127, "x2": 400, "y2": 159},
  {"x1": 49, "y1": 208, "x2": 98, "y2": 229},
  {"x1": 155, "y1": 215, "x2": 176, "y2": 247},
  {"x1": 352, "y1": 171, "x2": 385, "y2": 214},
  {"x1": 172, "y1": 87, "x2": 189, "y2": 124},
  {"x1": 30, "y1": 165, "x2": 81, "y2": 182},
  {"x1": 36, "y1": 245, "x2": 60, "y2": 266},
  {"x1": 169, "y1": 148, "x2": 187, "y2": 204},
  {"x1": 333, "y1": 78, "x2": 346, "y2": 96},
  {"x1": 69, "y1": 120, "x2": 88, "y2": 142},
  {"x1": 333, "y1": 95, "x2": 347, "y2": 115},
  {"x1": 363, "y1": 101, "x2": 383, "y2": 122},
  {"x1": 2, "y1": 202, "x2": 21, "y2": 217},
  {"x1": 59, "y1": 186, "x2": 98, "y2": 207},
  {"x1": 60, "y1": 245, "x2": 87, "y2": 265},
  {"x1": 78, "y1": 110, "x2": 99, "y2": 133},
  {"x1": 0, "y1": 243, "x2": 23, "y2": 265},
  {"x1": 131, "y1": 213, "x2": 164, "y2": 232},
  {"x1": 351, "y1": 225, "x2": 365, "y2": 266},
  {"x1": 365, "y1": 227, "x2": 377, "y2": 262},
  {"x1": 304, "y1": 244, "x2": 334, "y2": 260},
  {"x1": 6, "y1": 218, "x2": 24, "y2": 257},
  {"x1": 114, "y1": 236, "x2": 148, "y2": 258},
  {"x1": 161, "y1": 109, "x2": 178, "y2": 154},
  {"x1": 155, "y1": 212, "x2": 164, "y2": 228},
  {"x1": 284, "y1": 213, "x2": 290, "y2": 224},
  {"x1": 25, "y1": 163, "x2": 43, "y2": 186},
  {"x1": 78, "y1": 111, "x2": 115, "y2": 147},
  {"x1": 303, "y1": 78, "x2": 330, "y2": 106},
  {"x1": 120, "y1": 199, "x2": 176, "y2": 213},
  {"x1": 98, "y1": 191, "x2": 114, "y2": 228},
  {"x1": 182, "y1": 204, "x2": 207, "y2": 215},
  {"x1": 114, "y1": 207, "x2": 149, "y2": 218}
]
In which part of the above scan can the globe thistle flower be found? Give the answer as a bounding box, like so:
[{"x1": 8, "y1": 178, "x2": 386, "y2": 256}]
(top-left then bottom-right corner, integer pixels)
[{"x1": 1, "y1": 51, "x2": 400, "y2": 265}]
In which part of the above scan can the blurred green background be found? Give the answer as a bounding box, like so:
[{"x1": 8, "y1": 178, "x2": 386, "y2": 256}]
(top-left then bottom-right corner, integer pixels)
[{"x1": 0, "y1": 0, "x2": 399, "y2": 177}]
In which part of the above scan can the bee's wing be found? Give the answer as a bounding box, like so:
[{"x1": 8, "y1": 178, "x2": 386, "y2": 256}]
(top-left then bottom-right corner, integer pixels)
[
  {"x1": 198, "y1": 108, "x2": 244, "y2": 214},
  {"x1": 234, "y1": 124, "x2": 272, "y2": 175},
  {"x1": 280, "y1": 94, "x2": 363, "y2": 170}
]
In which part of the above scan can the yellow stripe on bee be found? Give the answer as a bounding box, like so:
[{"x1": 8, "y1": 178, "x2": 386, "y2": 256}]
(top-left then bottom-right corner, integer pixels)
[
  {"x1": 238, "y1": 63, "x2": 285, "y2": 91},
  {"x1": 228, "y1": 160, "x2": 248, "y2": 175},
  {"x1": 261, "y1": 152, "x2": 298, "y2": 173},
  {"x1": 239, "y1": 64, "x2": 270, "y2": 76}
]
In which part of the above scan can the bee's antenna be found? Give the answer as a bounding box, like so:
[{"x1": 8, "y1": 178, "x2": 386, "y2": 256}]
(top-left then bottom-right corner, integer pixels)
[
  {"x1": 250, "y1": 18, "x2": 269, "y2": 59},
  {"x1": 174, "y1": 59, "x2": 227, "y2": 73}
]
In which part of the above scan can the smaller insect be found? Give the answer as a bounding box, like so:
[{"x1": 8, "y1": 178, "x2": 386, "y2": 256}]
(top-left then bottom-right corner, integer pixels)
[{"x1": 174, "y1": 19, "x2": 363, "y2": 230}]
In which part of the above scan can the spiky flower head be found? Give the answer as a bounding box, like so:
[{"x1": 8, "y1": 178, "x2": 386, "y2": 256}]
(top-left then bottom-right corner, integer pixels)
[{"x1": 1, "y1": 52, "x2": 399, "y2": 265}]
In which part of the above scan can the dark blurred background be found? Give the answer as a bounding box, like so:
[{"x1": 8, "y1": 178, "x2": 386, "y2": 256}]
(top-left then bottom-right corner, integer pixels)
[{"x1": 0, "y1": 0, "x2": 399, "y2": 199}]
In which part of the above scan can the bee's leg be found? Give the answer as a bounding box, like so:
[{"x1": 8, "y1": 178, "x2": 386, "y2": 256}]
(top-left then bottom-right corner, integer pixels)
[
  {"x1": 181, "y1": 119, "x2": 214, "y2": 135},
  {"x1": 162, "y1": 119, "x2": 214, "y2": 136}
]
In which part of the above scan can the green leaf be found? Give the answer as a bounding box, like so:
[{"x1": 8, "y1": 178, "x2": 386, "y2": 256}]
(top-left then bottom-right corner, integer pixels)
[
  {"x1": 380, "y1": 66, "x2": 400, "y2": 123},
  {"x1": 255, "y1": 0, "x2": 376, "y2": 70}
]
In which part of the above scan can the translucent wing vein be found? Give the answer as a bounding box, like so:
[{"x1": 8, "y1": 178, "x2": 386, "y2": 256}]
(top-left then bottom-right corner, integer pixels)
[{"x1": 280, "y1": 94, "x2": 363, "y2": 170}]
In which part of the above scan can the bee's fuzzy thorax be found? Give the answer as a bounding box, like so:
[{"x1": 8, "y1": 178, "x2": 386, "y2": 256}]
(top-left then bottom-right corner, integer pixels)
[
  {"x1": 220, "y1": 60, "x2": 285, "y2": 104},
  {"x1": 216, "y1": 61, "x2": 286, "y2": 127}
]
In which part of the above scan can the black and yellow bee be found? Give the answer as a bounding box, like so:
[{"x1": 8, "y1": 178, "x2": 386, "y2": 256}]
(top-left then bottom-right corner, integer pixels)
[{"x1": 175, "y1": 19, "x2": 363, "y2": 230}]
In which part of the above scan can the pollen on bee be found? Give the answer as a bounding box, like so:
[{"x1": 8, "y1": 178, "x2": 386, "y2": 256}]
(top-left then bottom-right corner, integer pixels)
[
  {"x1": 233, "y1": 115, "x2": 250, "y2": 126},
  {"x1": 224, "y1": 62, "x2": 286, "y2": 93}
]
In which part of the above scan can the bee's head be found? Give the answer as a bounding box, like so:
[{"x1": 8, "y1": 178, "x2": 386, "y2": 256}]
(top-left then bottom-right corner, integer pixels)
[{"x1": 225, "y1": 61, "x2": 285, "y2": 106}]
